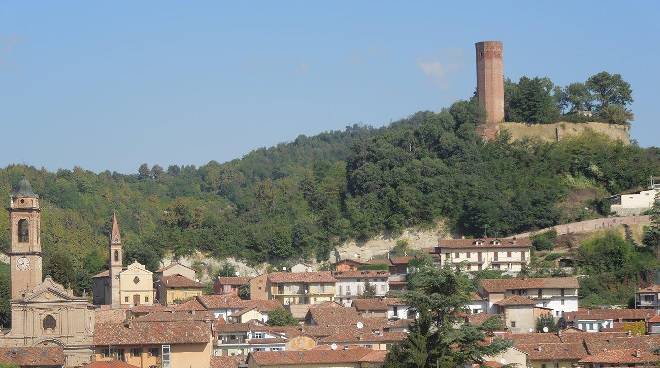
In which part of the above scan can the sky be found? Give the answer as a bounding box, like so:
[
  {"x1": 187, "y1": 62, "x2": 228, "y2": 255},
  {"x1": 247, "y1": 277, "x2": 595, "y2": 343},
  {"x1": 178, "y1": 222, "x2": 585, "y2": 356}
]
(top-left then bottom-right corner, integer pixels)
[{"x1": 0, "y1": 1, "x2": 659, "y2": 173}]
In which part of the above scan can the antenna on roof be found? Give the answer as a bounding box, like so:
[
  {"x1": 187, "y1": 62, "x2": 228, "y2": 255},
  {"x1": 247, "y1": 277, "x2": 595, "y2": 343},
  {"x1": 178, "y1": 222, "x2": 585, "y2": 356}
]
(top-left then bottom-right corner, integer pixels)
[
  {"x1": 356, "y1": 321, "x2": 364, "y2": 329},
  {"x1": 330, "y1": 343, "x2": 337, "y2": 350}
]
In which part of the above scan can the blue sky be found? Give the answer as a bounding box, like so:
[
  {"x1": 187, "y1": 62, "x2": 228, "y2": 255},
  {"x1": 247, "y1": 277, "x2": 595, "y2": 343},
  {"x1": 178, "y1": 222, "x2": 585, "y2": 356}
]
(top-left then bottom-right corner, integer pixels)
[{"x1": 1, "y1": 1, "x2": 658, "y2": 173}]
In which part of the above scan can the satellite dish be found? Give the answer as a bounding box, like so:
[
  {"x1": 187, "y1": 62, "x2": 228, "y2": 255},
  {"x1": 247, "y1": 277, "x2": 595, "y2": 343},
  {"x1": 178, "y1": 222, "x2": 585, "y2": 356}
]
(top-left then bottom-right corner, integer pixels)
[
  {"x1": 330, "y1": 343, "x2": 338, "y2": 350},
  {"x1": 528, "y1": 328, "x2": 534, "y2": 333},
  {"x1": 235, "y1": 271, "x2": 240, "y2": 276},
  {"x1": 356, "y1": 321, "x2": 364, "y2": 329},
  {"x1": 543, "y1": 326, "x2": 549, "y2": 333},
  {"x1": 282, "y1": 267, "x2": 287, "y2": 271}
]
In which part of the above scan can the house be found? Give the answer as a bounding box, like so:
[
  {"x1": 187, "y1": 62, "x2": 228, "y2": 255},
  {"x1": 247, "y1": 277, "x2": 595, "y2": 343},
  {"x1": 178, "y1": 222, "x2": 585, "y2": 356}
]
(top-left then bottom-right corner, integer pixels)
[
  {"x1": 333, "y1": 271, "x2": 389, "y2": 306},
  {"x1": 492, "y1": 295, "x2": 552, "y2": 333},
  {"x1": 334, "y1": 259, "x2": 365, "y2": 272},
  {"x1": 0, "y1": 347, "x2": 65, "y2": 368},
  {"x1": 215, "y1": 321, "x2": 287, "y2": 357},
  {"x1": 93, "y1": 317, "x2": 213, "y2": 368},
  {"x1": 564, "y1": 308, "x2": 656, "y2": 333},
  {"x1": 246, "y1": 347, "x2": 386, "y2": 368},
  {"x1": 609, "y1": 180, "x2": 659, "y2": 216},
  {"x1": 516, "y1": 342, "x2": 588, "y2": 368},
  {"x1": 352, "y1": 299, "x2": 388, "y2": 318},
  {"x1": 431, "y1": 237, "x2": 531, "y2": 274},
  {"x1": 480, "y1": 346, "x2": 528, "y2": 368},
  {"x1": 83, "y1": 361, "x2": 139, "y2": 368},
  {"x1": 155, "y1": 274, "x2": 204, "y2": 305},
  {"x1": 635, "y1": 284, "x2": 660, "y2": 312},
  {"x1": 648, "y1": 315, "x2": 660, "y2": 335},
  {"x1": 387, "y1": 257, "x2": 412, "y2": 291},
  {"x1": 266, "y1": 272, "x2": 336, "y2": 305},
  {"x1": 579, "y1": 348, "x2": 660, "y2": 367},
  {"x1": 167, "y1": 294, "x2": 282, "y2": 324},
  {"x1": 467, "y1": 292, "x2": 488, "y2": 314},
  {"x1": 214, "y1": 276, "x2": 251, "y2": 295},
  {"x1": 155, "y1": 262, "x2": 196, "y2": 281},
  {"x1": 478, "y1": 277, "x2": 579, "y2": 317}
]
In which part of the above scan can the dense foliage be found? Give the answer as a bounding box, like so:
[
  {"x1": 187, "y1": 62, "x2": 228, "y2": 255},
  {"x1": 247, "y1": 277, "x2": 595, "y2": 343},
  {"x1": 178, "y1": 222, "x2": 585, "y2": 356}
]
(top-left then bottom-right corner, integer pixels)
[
  {"x1": 266, "y1": 308, "x2": 298, "y2": 326},
  {"x1": 577, "y1": 231, "x2": 658, "y2": 307},
  {"x1": 505, "y1": 71, "x2": 634, "y2": 124},
  {"x1": 0, "y1": 89, "x2": 657, "y2": 296},
  {"x1": 384, "y1": 266, "x2": 510, "y2": 367}
]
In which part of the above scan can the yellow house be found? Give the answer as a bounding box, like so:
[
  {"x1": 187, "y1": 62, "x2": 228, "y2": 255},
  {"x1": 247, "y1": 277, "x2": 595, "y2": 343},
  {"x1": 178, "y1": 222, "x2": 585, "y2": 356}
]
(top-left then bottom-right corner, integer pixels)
[
  {"x1": 94, "y1": 319, "x2": 212, "y2": 368},
  {"x1": 267, "y1": 272, "x2": 336, "y2": 305},
  {"x1": 118, "y1": 261, "x2": 154, "y2": 307},
  {"x1": 157, "y1": 274, "x2": 205, "y2": 305}
]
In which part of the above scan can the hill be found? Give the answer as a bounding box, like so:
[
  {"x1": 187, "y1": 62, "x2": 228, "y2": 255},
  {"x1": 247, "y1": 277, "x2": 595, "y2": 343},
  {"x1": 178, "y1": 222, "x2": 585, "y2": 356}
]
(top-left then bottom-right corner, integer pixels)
[{"x1": 0, "y1": 100, "x2": 658, "y2": 296}]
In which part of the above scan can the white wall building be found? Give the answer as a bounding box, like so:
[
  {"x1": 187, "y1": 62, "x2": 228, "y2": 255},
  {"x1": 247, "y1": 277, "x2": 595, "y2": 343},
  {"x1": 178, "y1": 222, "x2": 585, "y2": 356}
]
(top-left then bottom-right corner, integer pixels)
[
  {"x1": 431, "y1": 238, "x2": 532, "y2": 275},
  {"x1": 610, "y1": 187, "x2": 659, "y2": 216},
  {"x1": 479, "y1": 277, "x2": 579, "y2": 317},
  {"x1": 333, "y1": 270, "x2": 389, "y2": 307}
]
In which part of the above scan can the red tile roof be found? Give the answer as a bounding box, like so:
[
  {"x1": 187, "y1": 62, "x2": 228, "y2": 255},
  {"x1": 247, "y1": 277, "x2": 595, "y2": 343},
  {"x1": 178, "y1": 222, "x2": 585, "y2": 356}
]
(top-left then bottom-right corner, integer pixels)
[
  {"x1": 197, "y1": 294, "x2": 245, "y2": 309},
  {"x1": 579, "y1": 348, "x2": 660, "y2": 364},
  {"x1": 516, "y1": 342, "x2": 588, "y2": 361},
  {"x1": 83, "y1": 361, "x2": 140, "y2": 368},
  {"x1": 94, "y1": 320, "x2": 210, "y2": 345},
  {"x1": 494, "y1": 295, "x2": 537, "y2": 306},
  {"x1": 210, "y1": 355, "x2": 246, "y2": 368},
  {"x1": 130, "y1": 304, "x2": 172, "y2": 314},
  {"x1": 332, "y1": 270, "x2": 390, "y2": 279},
  {"x1": 133, "y1": 310, "x2": 214, "y2": 322},
  {"x1": 217, "y1": 276, "x2": 251, "y2": 286},
  {"x1": 170, "y1": 297, "x2": 207, "y2": 311},
  {"x1": 637, "y1": 284, "x2": 660, "y2": 293},
  {"x1": 352, "y1": 298, "x2": 388, "y2": 311},
  {"x1": 564, "y1": 308, "x2": 655, "y2": 321},
  {"x1": 437, "y1": 237, "x2": 531, "y2": 249},
  {"x1": 649, "y1": 315, "x2": 660, "y2": 323},
  {"x1": 249, "y1": 347, "x2": 384, "y2": 366},
  {"x1": 160, "y1": 274, "x2": 205, "y2": 289},
  {"x1": 389, "y1": 256, "x2": 413, "y2": 265},
  {"x1": 480, "y1": 277, "x2": 579, "y2": 293},
  {"x1": 267, "y1": 271, "x2": 336, "y2": 283},
  {"x1": 466, "y1": 313, "x2": 500, "y2": 326},
  {"x1": 0, "y1": 347, "x2": 65, "y2": 366}
]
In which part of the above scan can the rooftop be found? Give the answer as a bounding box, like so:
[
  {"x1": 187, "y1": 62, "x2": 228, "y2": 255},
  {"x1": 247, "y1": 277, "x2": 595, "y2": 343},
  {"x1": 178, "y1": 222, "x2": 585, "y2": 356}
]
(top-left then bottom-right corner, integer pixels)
[
  {"x1": 0, "y1": 347, "x2": 64, "y2": 366},
  {"x1": 94, "y1": 320, "x2": 210, "y2": 345},
  {"x1": 217, "y1": 276, "x2": 251, "y2": 285},
  {"x1": 480, "y1": 277, "x2": 579, "y2": 293},
  {"x1": 332, "y1": 270, "x2": 390, "y2": 279},
  {"x1": 267, "y1": 271, "x2": 336, "y2": 283},
  {"x1": 564, "y1": 308, "x2": 655, "y2": 321},
  {"x1": 436, "y1": 237, "x2": 531, "y2": 249},
  {"x1": 494, "y1": 295, "x2": 538, "y2": 306},
  {"x1": 160, "y1": 274, "x2": 204, "y2": 289},
  {"x1": 249, "y1": 347, "x2": 385, "y2": 366}
]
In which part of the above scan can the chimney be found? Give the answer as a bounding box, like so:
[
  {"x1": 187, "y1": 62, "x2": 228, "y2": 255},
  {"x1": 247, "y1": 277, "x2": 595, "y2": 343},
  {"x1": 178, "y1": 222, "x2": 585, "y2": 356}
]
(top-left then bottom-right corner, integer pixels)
[{"x1": 634, "y1": 349, "x2": 641, "y2": 358}]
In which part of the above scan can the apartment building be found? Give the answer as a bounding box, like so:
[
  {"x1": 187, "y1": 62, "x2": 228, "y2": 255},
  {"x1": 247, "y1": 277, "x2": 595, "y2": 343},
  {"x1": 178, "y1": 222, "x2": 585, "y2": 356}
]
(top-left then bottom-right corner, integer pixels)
[
  {"x1": 333, "y1": 271, "x2": 389, "y2": 307},
  {"x1": 215, "y1": 322, "x2": 287, "y2": 357},
  {"x1": 635, "y1": 284, "x2": 660, "y2": 312},
  {"x1": 478, "y1": 277, "x2": 579, "y2": 317},
  {"x1": 264, "y1": 272, "x2": 336, "y2": 306},
  {"x1": 431, "y1": 237, "x2": 531, "y2": 274}
]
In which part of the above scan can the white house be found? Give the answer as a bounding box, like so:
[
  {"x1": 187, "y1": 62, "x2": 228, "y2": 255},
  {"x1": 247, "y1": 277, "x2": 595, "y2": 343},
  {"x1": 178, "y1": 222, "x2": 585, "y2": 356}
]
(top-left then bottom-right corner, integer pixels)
[
  {"x1": 431, "y1": 238, "x2": 532, "y2": 275},
  {"x1": 609, "y1": 180, "x2": 659, "y2": 216},
  {"x1": 333, "y1": 270, "x2": 389, "y2": 307},
  {"x1": 215, "y1": 321, "x2": 287, "y2": 356},
  {"x1": 478, "y1": 277, "x2": 579, "y2": 317}
]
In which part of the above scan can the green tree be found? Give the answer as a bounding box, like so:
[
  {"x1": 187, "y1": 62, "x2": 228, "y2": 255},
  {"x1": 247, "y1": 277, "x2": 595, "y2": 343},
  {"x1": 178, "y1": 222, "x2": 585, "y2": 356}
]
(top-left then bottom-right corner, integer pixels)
[
  {"x1": 505, "y1": 76, "x2": 560, "y2": 123},
  {"x1": 562, "y1": 82, "x2": 593, "y2": 113},
  {"x1": 0, "y1": 264, "x2": 10, "y2": 328},
  {"x1": 643, "y1": 192, "x2": 660, "y2": 259},
  {"x1": 384, "y1": 266, "x2": 511, "y2": 367},
  {"x1": 267, "y1": 308, "x2": 298, "y2": 326},
  {"x1": 360, "y1": 280, "x2": 377, "y2": 299},
  {"x1": 586, "y1": 71, "x2": 633, "y2": 110},
  {"x1": 536, "y1": 314, "x2": 558, "y2": 332}
]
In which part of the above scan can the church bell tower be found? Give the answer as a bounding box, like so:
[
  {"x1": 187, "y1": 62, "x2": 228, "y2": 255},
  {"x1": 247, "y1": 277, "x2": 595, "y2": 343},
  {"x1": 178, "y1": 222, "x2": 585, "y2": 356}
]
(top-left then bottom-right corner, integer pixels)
[
  {"x1": 8, "y1": 177, "x2": 43, "y2": 299},
  {"x1": 109, "y1": 212, "x2": 123, "y2": 306}
]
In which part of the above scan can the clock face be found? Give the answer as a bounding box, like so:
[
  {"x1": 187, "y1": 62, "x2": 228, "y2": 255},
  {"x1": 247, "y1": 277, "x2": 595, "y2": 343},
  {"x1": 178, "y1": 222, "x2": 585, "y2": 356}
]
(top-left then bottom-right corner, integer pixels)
[{"x1": 16, "y1": 257, "x2": 30, "y2": 271}]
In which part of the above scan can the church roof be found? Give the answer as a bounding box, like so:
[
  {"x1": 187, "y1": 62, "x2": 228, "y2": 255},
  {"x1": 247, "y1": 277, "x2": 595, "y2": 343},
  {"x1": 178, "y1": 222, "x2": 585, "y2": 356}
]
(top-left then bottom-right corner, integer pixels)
[
  {"x1": 0, "y1": 347, "x2": 64, "y2": 366},
  {"x1": 17, "y1": 276, "x2": 87, "y2": 302},
  {"x1": 12, "y1": 177, "x2": 38, "y2": 198},
  {"x1": 111, "y1": 212, "x2": 121, "y2": 245}
]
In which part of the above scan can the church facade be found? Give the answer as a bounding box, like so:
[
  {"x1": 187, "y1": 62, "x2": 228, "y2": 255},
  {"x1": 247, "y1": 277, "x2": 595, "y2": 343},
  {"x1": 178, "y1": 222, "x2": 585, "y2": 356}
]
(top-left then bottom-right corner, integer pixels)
[{"x1": 0, "y1": 178, "x2": 95, "y2": 367}]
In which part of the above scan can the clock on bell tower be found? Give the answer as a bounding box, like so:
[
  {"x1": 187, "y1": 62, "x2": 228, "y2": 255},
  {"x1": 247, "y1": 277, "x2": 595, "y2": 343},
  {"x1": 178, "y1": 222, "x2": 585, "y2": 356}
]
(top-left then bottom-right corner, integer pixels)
[{"x1": 7, "y1": 177, "x2": 43, "y2": 299}]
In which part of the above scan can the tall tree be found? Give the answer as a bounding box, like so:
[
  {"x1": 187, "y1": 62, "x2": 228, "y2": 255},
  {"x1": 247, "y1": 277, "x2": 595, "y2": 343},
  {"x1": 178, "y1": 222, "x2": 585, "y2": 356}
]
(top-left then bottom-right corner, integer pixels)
[
  {"x1": 384, "y1": 266, "x2": 510, "y2": 367},
  {"x1": 586, "y1": 71, "x2": 633, "y2": 109}
]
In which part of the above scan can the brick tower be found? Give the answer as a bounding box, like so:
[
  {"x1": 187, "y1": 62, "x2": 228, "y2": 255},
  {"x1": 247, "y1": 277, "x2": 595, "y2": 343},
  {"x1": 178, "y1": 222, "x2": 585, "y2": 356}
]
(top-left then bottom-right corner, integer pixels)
[
  {"x1": 475, "y1": 41, "x2": 504, "y2": 140},
  {"x1": 8, "y1": 177, "x2": 43, "y2": 299}
]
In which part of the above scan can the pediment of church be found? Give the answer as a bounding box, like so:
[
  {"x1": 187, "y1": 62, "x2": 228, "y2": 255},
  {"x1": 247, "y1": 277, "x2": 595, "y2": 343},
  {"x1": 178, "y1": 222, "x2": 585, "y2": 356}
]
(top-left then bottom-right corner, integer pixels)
[{"x1": 19, "y1": 276, "x2": 86, "y2": 303}]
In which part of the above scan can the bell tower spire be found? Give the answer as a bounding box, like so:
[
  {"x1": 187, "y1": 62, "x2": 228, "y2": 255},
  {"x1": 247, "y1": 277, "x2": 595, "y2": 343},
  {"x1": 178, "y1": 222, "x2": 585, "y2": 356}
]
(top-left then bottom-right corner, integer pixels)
[
  {"x1": 109, "y1": 212, "x2": 123, "y2": 306},
  {"x1": 8, "y1": 177, "x2": 43, "y2": 299}
]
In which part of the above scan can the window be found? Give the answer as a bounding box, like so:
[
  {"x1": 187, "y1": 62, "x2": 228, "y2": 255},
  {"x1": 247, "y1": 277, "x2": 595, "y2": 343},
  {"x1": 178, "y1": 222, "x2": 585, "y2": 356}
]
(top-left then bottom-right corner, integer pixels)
[
  {"x1": 253, "y1": 332, "x2": 264, "y2": 339},
  {"x1": 162, "y1": 345, "x2": 171, "y2": 368},
  {"x1": 510, "y1": 321, "x2": 516, "y2": 327},
  {"x1": 454, "y1": 252, "x2": 459, "y2": 258},
  {"x1": 114, "y1": 250, "x2": 119, "y2": 262},
  {"x1": 561, "y1": 299, "x2": 565, "y2": 305},
  {"x1": 17, "y1": 219, "x2": 29, "y2": 243},
  {"x1": 538, "y1": 290, "x2": 542, "y2": 298},
  {"x1": 466, "y1": 252, "x2": 471, "y2": 258},
  {"x1": 145, "y1": 296, "x2": 149, "y2": 303},
  {"x1": 507, "y1": 251, "x2": 511, "y2": 257},
  {"x1": 43, "y1": 315, "x2": 56, "y2": 331},
  {"x1": 346, "y1": 285, "x2": 351, "y2": 296},
  {"x1": 125, "y1": 297, "x2": 129, "y2": 303},
  {"x1": 392, "y1": 306, "x2": 398, "y2": 317},
  {"x1": 149, "y1": 348, "x2": 160, "y2": 357},
  {"x1": 556, "y1": 311, "x2": 560, "y2": 317},
  {"x1": 561, "y1": 288, "x2": 565, "y2": 297},
  {"x1": 131, "y1": 348, "x2": 141, "y2": 357},
  {"x1": 339, "y1": 285, "x2": 343, "y2": 295},
  {"x1": 521, "y1": 251, "x2": 526, "y2": 260}
]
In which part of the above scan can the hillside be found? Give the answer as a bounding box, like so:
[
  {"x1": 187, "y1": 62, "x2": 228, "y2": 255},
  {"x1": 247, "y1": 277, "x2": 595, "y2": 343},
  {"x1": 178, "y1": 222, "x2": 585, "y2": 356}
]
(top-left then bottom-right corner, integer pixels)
[{"x1": 0, "y1": 100, "x2": 659, "y2": 296}]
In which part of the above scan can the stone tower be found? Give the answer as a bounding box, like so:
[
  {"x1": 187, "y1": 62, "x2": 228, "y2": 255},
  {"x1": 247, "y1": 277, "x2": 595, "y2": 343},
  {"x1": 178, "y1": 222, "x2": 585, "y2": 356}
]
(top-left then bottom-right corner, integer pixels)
[
  {"x1": 8, "y1": 177, "x2": 43, "y2": 299},
  {"x1": 475, "y1": 40, "x2": 504, "y2": 140},
  {"x1": 109, "y1": 212, "x2": 123, "y2": 307}
]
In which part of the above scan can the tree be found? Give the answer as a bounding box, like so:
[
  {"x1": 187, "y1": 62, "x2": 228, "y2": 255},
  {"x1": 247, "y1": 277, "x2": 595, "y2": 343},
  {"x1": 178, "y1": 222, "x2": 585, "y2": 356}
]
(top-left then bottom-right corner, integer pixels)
[
  {"x1": 562, "y1": 82, "x2": 593, "y2": 113},
  {"x1": 138, "y1": 163, "x2": 151, "y2": 180},
  {"x1": 536, "y1": 313, "x2": 558, "y2": 332},
  {"x1": 217, "y1": 263, "x2": 237, "y2": 277},
  {"x1": 505, "y1": 76, "x2": 560, "y2": 123},
  {"x1": 586, "y1": 71, "x2": 633, "y2": 110},
  {"x1": 598, "y1": 104, "x2": 634, "y2": 125},
  {"x1": 0, "y1": 264, "x2": 10, "y2": 328},
  {"x1": 643, "y1": 192, "x2": 660, "y2": 259},
  {"x1": 360, "y1": 280, "x2": 377, "y2": 299},
  {"x1": 267, "y1": 308, "x2": 298, "y2": 326},
  {"x1": 384, "y1": 266, "x2": 511, "y2": 367}
]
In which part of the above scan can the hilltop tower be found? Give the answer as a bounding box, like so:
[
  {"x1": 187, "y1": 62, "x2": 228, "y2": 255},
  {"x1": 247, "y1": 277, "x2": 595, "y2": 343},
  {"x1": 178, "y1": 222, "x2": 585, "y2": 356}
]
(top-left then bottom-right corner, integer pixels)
[
  {"x1": 109, "y1": 212, "x2": 123, "y2": 307},
  {"x1": 7, "y1": 177, "x2": 43, "y2": 299},
  {"x1": 475, "y1": 41, "x2": 504, "y2": 140}
]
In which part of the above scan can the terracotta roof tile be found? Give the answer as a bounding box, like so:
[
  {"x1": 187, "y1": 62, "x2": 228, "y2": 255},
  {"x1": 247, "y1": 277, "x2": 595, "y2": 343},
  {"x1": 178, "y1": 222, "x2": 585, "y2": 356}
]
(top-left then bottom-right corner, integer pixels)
[
  {"x1": 267, "y1": 271, "x2": 336, "y2": 283},
  {"x1": 579, "y1": 348, "x2": 660, "y2": 364},
  {"x1": 332, "y1": 270, "x2": 390, "y2": 279},
  {"x1": 352, "y1": 298, "x2": 388, "y2": 311},
  {"x1": 160, "y1": 274, "x2": 204, "y2": 289},
  {"x1": 637, "y1": 284, "x2": 660, "y2": 293},
  {"x1": 249, "y1": 348, "x2": 382, "y2": 366},
  {"x1": 516, "y1": 342, "x2": 587, "y2": 361},
  {"x1": 170, "y1": 297, "x2": 207, "y2": 311},
  {"x1": 389, "y1": 256, "x2": 413, "y2": 265},
  {"x1": 467, "y1": 313, "x2": 500, "y2": 326},
  {"x1": 94, "y1": 320, "x2": 210, "y2": 345},
  {"x1": 494, "y1": 295, "x2": 537, "y2": 306},
  {"x1": 436, "y1": 237, "x2": 531, "y2": 249},
  {"x1": 133, "y1": 310, "x2": 214, "y2": 322},
  {"x1": 0, "y1": 347, "x2": 65, "y2": 366},
  {"x1": 197, "y1": 294, "x2": 245, "y2": 309},
  {"x1": 564, "y1": 308, "x2": 655, "y2": 321},
  {"x1": 84, "y1": 361, "x2": 140, "y2": 368},
  {"x1": 210, "y1": 355, "x2": 246, "y2": 368},
  {"x1": 480, "y1": 277, "x2": 579, "y2": 293}
]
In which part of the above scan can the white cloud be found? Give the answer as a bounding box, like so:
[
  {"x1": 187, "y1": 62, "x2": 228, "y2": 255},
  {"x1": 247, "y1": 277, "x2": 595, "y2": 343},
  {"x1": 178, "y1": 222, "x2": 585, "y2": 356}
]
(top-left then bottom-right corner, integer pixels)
[{"x1": 417, "y1": 49, "x2": 464, "y2": 90}]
